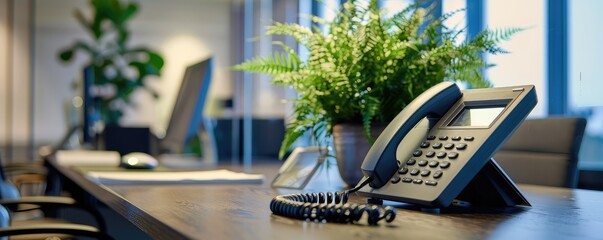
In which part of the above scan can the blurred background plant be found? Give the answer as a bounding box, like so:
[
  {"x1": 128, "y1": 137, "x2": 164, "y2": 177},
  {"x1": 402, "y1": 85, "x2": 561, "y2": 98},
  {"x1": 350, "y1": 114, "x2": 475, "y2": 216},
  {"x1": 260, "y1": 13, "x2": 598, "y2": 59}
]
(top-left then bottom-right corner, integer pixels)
[{"x1": 58, "y1": 0, "x2": 165, "y2": 126}]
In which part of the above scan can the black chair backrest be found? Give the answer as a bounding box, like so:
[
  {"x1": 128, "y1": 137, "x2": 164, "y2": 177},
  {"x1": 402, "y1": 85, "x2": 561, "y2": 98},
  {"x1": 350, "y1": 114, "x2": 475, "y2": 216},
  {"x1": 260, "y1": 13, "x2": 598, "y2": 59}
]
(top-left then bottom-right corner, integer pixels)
[{"x1": 494, "y1": 117, "x2": 587, "y2": 188}]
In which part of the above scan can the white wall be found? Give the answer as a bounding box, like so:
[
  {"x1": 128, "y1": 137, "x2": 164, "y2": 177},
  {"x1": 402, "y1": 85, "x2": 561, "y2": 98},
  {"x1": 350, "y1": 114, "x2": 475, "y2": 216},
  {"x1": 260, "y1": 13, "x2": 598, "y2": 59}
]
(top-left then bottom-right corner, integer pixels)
[
  {"x1": 0, "y1": 0, "x2": 33, "y2": 146},
  {"x1": 33, "y1": 0, "x2": 233, "y2": 144},
  {"x1": 0, "y1": 0, "x2": 8, "y2": 146}
]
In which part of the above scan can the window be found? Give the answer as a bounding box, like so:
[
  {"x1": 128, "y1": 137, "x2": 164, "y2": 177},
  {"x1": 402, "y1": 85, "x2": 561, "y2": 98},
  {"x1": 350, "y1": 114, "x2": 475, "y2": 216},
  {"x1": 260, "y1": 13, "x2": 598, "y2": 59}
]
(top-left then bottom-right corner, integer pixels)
[
  {"x1": 485, "y1": 0, "x2": 546, "y2": 117},
  {"x1": 568, "y1": 0, "x2": 603, "y2": 167},
  {"x1": 381, "y1": 0, "x2": 413, "y2": 18},
  {"x1": 442, "y1": 0, "x2": 466, "y2": 45}
]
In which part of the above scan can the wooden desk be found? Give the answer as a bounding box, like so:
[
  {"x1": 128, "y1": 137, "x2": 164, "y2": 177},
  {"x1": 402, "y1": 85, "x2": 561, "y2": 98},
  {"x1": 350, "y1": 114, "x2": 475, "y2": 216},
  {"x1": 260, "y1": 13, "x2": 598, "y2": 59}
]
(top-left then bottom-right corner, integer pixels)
[{"x1": 46, "y1": 159, "x2": 603, "y2": 240}]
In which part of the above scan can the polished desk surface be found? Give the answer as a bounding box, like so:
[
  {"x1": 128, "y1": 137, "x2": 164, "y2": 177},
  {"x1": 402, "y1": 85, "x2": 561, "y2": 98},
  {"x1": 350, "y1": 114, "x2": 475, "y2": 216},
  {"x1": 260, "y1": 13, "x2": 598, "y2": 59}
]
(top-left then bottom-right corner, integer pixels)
[{"x1": 47, "y1": 159, "x2": 603, "y2": 240}]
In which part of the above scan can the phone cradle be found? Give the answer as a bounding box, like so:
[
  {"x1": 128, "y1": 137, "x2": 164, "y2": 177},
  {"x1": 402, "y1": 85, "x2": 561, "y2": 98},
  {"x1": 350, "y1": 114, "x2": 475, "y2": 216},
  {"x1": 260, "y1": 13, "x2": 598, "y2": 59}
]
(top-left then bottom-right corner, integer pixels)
[{"x1": 453, "y1": 158, "x2": 530, "y2": 208}]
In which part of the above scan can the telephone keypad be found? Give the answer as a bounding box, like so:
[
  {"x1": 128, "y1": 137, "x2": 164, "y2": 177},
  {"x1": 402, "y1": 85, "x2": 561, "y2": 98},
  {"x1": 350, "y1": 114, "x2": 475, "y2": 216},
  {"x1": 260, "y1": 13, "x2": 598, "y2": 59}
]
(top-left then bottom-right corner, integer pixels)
[
  {"x1": 394, "y1": 135, "x2": 474, "y2": 186},
  {"x1": 425, "y1": 180, "x2": 438, "y2": 186},
  {"x1": 391, "y1": 175, "x2": 401, "y2": 184},
  {"x1": 413, "y1": 150, "x2": 423, "y2": 157}
]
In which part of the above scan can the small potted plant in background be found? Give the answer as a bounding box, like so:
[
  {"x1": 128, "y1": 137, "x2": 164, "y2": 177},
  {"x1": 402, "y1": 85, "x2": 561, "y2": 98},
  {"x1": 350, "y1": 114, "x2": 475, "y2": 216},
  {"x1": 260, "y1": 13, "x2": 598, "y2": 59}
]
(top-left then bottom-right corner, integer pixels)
[
  {"x1": 59, "y1": 0, "x2": 164, "y2": 153},
  {"x1": 234, "y1": 0, "x2": 521, "y2": 185}
]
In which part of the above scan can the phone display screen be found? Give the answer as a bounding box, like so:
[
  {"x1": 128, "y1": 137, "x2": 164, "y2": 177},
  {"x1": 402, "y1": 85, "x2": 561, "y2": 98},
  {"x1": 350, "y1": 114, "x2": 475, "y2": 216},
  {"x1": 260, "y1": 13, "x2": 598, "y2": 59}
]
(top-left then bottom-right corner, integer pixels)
[{"x1": 448, "y1": 106, "x2": 506, "y2": 127}]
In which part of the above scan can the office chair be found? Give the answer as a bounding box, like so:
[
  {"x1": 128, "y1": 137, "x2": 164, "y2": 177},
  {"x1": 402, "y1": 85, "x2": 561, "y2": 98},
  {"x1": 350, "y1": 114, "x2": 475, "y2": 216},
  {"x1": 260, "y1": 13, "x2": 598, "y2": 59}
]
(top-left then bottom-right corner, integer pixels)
[
  {"x1": 1, "y1": 125, "x2": 85, "y2": 197},
  {"x1": 0, "y1": 205, "x2": 111, "y2": 239},
  {"x1": 494, "y1": 117, "x2": 587, "y2": 188},
  {"x1": 0, "y1": 151, "x2": 111, "y2": 239}
]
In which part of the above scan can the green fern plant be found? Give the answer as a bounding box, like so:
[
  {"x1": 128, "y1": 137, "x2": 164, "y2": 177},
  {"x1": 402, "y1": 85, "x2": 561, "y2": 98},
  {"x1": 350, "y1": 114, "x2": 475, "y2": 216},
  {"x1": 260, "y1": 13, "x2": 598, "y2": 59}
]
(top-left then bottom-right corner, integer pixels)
[{"x1": 233, "y1": 0, "x2": 522, "y2": 159}]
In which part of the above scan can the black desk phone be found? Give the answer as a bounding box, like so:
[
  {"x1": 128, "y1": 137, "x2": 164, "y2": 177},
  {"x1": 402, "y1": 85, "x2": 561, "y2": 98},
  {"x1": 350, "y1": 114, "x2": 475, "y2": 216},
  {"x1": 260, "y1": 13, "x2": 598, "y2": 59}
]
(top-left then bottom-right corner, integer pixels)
[{"x1": 271, "y1": 82, "x2": 537, "y2": 225}]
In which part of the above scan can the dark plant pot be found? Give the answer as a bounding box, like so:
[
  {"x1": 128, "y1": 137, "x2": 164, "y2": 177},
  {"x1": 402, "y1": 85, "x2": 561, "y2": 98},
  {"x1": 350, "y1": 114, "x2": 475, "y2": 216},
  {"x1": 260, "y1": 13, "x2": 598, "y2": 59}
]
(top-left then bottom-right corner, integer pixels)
[
  {"x1": 332, "y1": 124, "x2": 385, "y2": 186},
  {"x1": 103, "y1": 126, "x2": 154, "y2": 156}
]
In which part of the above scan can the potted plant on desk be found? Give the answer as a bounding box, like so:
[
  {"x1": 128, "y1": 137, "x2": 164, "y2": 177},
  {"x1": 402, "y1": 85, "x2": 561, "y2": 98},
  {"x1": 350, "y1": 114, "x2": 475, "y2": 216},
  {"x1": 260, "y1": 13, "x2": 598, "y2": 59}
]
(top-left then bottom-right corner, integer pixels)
[
  {"x1": 58, "y1": 0, "x2": 164, "y2": 152},
  {"x1": 233, "y1": 0, "x2": 521, "y2": 185}
]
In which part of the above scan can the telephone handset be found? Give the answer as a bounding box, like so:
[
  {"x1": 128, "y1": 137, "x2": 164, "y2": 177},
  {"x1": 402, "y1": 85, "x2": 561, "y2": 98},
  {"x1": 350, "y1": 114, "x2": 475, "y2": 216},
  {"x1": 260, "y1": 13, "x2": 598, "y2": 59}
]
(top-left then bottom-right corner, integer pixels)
[
  {"x1": 361, "y1": 82, "x2": 461, "y2": 189},
  {"x1": 270, "y1": 82, "x2": 537, "y2": 224}
]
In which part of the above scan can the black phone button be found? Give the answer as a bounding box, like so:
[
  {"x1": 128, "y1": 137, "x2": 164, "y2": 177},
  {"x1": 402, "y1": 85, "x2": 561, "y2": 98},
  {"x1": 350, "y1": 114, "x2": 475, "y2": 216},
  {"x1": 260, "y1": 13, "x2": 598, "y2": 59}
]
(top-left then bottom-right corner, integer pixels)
[
  {"x1": 410, "y1": 169, "x2": 420, "y2": 175},
  {"x1": 391, "y1": 175, "x2": 401, "y2": 184},
  {"x1": 413, "y1": 179, "x2": 423, "y2": 184},
  {"x1": 420, "y1": 170, "x2": 431, "y2": 177},
  {"x1": 420, "y1": 142, "x2": 430, "y2": 148},
  {"x1": 439, "y1": 136, "x2": 448, "y2": 140},
  {"x1": 433, "y1": 171, "x2": 443, "y2": 178},
  {"x1": 399, "y1": 167, "x2": 409, "y2": 174},
  {"x1": 425, "y1": 151, "x2": 436, "y2": 158},
  {"x1": 418, "y1": 160, "x2": 428, "y2": 166},
  {"x1": 456, "y1": 143, "x2": 467, "y2": 150},
  {"x1": 402, "y1": 177, "x2": 413, "y2": 183},
  {"x1": 427, "y1": 135, "x2": 436, "y2": 140},
  {"x1": 425, "y1": 180, "x2": 438, "y2": 186},
  {"x1": 448, "y1": 152, "x2": 459, "y2": 159},
  {"x1": 451, "y1": 136, "x2": 461, "y2": 141},
  {"x1": 429, "y1": 161, "x2": 439, "y2": 167},
  {"x1": 413, "y1": 150, "x2": 423, "y2": 157},
  {"x1": 406, "y1": 159, "x2": 416, "y2": 165},
  {"x1": 464, "y1": 136, "x2": 474, "y2": 141},
  {"x1": 444, "y1": 143, "x2": 454, "y2": 149},
  {"x1": 432, "y1": 143, "x2": 442, "y2": 149},
  {"x1": 440, "y1": 162, "x2": 450, "y2": 168},
  {"x1": 436, "y1": 152, "x2": 447, "y2": 158}
]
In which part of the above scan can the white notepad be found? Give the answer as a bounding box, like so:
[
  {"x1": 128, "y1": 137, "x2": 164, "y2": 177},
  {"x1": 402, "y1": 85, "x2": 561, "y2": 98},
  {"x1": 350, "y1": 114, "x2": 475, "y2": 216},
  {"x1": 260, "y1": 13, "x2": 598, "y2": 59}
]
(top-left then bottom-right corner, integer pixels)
[
  {"x1": 87, "y1": 169, "x2": 264, "y2": 185},
  {"x1": 56, "y1": 150, "x2": 121, "y2": 166}
]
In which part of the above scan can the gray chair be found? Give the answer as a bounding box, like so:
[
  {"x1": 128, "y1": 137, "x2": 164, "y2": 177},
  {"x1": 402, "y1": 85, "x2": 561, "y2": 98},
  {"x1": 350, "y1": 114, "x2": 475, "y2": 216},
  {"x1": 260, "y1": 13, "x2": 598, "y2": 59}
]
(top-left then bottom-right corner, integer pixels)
[{"x1": 493, "y1": 117, "x2": 587, "y2": 188}]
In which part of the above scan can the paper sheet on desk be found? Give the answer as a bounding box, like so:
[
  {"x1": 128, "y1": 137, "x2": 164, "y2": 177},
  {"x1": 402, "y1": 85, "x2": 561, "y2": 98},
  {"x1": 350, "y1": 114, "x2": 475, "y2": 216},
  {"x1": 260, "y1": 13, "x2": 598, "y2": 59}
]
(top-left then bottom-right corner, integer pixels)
[
  {"x1": 86, "y1": 169, "x2": 264, "y2": 184},
  {"x1": 56, "y1": 150, "x2": 121, "y2": 166}
]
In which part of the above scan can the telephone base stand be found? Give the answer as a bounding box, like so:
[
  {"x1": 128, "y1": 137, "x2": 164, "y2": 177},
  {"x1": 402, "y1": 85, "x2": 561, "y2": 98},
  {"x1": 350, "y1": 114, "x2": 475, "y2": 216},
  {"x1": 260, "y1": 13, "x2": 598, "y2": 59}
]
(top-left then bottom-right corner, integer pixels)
[
  {"x1": 454, "y1": 158, "x2": 530, "y2": 207},
  {"x1": 420, "y1": 208, "x2": 441, "y2": 214}
]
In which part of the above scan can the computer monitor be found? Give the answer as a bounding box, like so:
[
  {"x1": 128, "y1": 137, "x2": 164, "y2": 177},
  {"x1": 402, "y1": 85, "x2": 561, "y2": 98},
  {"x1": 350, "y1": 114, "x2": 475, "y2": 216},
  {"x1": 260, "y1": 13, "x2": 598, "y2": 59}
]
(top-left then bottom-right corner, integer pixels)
[
  {"x1": 161, "y1": 58, "x2": 217, "y2": 162},
  {"x1": 82, "y1": 65, "x2": 95, "y2": 144}
]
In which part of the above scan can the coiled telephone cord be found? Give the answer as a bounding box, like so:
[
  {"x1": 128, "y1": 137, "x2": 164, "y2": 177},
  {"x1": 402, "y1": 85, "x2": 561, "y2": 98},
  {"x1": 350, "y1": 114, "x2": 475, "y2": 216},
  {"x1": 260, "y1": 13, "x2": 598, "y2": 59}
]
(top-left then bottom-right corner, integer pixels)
[{"x1": 269, "y1": 177, "x2": 396, "y2": 225}]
